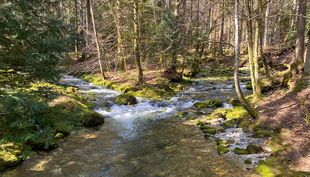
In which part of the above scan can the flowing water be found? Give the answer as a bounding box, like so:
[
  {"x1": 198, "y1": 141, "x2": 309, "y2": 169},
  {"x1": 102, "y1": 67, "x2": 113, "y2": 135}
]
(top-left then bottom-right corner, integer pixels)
[{"x1": 1, "y1": 70, "x2": 257, "y2": 177}]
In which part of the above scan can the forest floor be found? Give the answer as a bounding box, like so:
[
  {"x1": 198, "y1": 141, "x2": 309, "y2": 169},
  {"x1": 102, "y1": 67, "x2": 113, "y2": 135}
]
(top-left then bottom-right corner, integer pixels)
[{"x1": 70, "y1": 48, "x2": 310, "y2": 175}]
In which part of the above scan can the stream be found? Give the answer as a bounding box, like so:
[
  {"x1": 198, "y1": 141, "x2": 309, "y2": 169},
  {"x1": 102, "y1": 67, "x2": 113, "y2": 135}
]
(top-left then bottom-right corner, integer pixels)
[{"x1": 1, "y1": 68, "x2": 259, "y2": 177}]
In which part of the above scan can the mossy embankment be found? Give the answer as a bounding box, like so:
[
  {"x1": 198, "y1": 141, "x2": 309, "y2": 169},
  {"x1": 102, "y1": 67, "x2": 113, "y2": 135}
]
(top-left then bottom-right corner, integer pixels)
[
  {"x1": 0, "y1": 70, "x2": 106, "y2": 171},
  {"x1": 79, "y1": 73, "x2": 190, "y2": 100}
]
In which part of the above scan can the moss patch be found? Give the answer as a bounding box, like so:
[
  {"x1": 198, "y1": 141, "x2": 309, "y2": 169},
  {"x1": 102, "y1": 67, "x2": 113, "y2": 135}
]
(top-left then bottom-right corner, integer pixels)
[
  {"x1": 246, "y1": 144, "x2": 264, "y2": 154},
  {"x1": 255, "y1": 161, "x2": 276, "y2": 177},
  {"x1": 115, "y1": 93, "x2": 137, "y2": 105},
  {"x1": 244, "y1": 158, "x2": 252, "y2": 164},
  {"x1": 233, "y1": 147, "x2": 248, "y2": 155},
  {"x1": 218, "y1": 145, "x2": 230, "y2": 155}
]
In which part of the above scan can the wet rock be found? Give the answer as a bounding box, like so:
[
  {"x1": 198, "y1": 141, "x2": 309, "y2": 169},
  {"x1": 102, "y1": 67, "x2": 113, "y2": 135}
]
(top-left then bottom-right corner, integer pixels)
[
  {"x1": 233, "y1": 147, "x2": 248, "y2": 155},
  {"x1": 210, "y1": 112, "x2": 226, "y2": 119},
  {"x1": 244, "y1": 158, "x2": 252, "y2": 164},
  {"x1": 223, "y1": 119, "x2": 238, "y2": 128},
  {"x1": 211, "y1": 100, "x2": 222, "y2": 107},
  {"x1": 195, "y1": 120, "x2": 203, "y2": 125},
  {"x1": 83, "y1": 110, "x2": 105, "y2": 127},
  {"x1": 246, "y1": 144, "x2": 263, "y2": 154},
  {"x1": 174, "y1": 111, "x2": 188, "y2": 117},
  {"x1": 203, "y1": 129, "x2": 216, "y2": 134},
  {"x1": 115, "y1": 93, "x2": 137, "y2": 105},
  {"x1": 218, "y1": 145, "x2": 230, "y2": 155},
  {"x1": 187, "y1": 116, "x2": 195, "y2": 120},
  {"x1": 193, "y1": 100, "x2": 211, "y2": 109},
  {"x1": 227, "y1": 97, "x2": 241, "y2": 107}
]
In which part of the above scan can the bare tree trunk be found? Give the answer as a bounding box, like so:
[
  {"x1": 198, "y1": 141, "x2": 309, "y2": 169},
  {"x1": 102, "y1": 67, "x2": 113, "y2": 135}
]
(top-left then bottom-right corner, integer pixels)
[
  {"x1": 219, "y1": 2, "x2": 224, "y2": 56},
  {"x1": 304, "y1": 30, "x2": 310, "y2": 74},
  {"x1": 253, "y1": 0, "x2": 261, "y2": 101},
  {"x1": 292, "y1": 0, "x2": 306, "y2": 75},
  {"x1": 234, "y1": 0, "x2": 257, "y2": 119},
  {"x1": 134, "y1": 0, "x2": 144, "y2": 84},
  {"x1": 74, "y1": 0, "x2": 78, "y2": 60},
  {"x1": 290, "y1": 0, "x2": 297, "y2": 31},
  {"x1": 263, "y1": 1, "x2": 270, "y2": 49},
  {"x1": 89, "y1": 0, "x2": 106, "y2": 80},
  {"x1": 260, "y1": 0, "x2": 271, "y2": 78}
]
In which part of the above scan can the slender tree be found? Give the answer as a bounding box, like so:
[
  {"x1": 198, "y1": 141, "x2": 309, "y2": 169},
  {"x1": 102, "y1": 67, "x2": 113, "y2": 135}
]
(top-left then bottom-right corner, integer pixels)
[
  {"x1": 90, "y1": 0, "x2": 106, "y2": 80},
  {"x1": 234, "y1": 0, "x2": 258, "y2": 119},
  {"x1": 134, "y1": 0, "x2": 144, "y2": 84}
]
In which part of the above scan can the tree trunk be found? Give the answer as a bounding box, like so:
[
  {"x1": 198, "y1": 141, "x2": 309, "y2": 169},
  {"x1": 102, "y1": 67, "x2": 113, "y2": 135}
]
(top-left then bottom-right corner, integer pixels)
[
  {"x1": 260, "y1": 0, "x2": 271, "y2": 78},
  {"x1": 292, "y1": 0, "x2": 306, "y2": 75},
  {"x1": 74, "y1": 0, "x2": 78, "y2": 60},
  {"x1": 90, "y1": 0, "x2": 106, "y2": 80},
  {"x1": 263, "y1": 2, "x2": 270, "y2": 49},
  {"x1": 219, "y1": 2, "x2": 224, "y2": 56},
  {"x1": 234, "y1": 0, "x2": 257, "y2": 119},
  {"x1": 134, "y1": 0, "x2": 144, "y2": 84},
  {"x1": 304, "y1": 30, "x2": 310, "y2": 74},
  {"x1": 253, "y1": 0, "x2": 261, "y2": 101}
]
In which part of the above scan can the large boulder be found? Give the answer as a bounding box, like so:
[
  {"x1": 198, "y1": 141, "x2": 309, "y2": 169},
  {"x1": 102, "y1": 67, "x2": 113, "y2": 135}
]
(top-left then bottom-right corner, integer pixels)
[
  {"x1": 83, "y1": 111, "x2": 105, "y2": 127},
  {"x1": 115, "y1": 93, "x2": 138, "y2": 105},
  {"x1": 0, "y1": 149, "x2": 23, "y2": 171}
]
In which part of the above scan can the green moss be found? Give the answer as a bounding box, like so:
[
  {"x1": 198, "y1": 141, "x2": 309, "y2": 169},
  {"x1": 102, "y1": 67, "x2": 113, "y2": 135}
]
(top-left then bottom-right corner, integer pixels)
[
  {"x1": 267, "y1": 136, "x2": 283, "y2": 151},
  {"x1": 218, "y1": 145, "x2": 230, "y2": 154},
  {"x1": 212, "y1": 100, "x2": 222, "y2": 107},
  {"x1": 253, "y1": 130, "x2": 272, "y2": 138},
  {"x1": 215, "y1": 138, "x2": 223, "y2": 145},
  {"x1": 174, "y1": 111, "x2": 188, "y2": 117},
  {"x1": 226, "y1": 106, "x2": 248, "y2": 119},
  {"x1": 227, "y1": 97, "x2": 241, "y2": 107},
  {"x1": 277, "y1": 171, "x2": 310, "y2": 177},
  {"x1": 115, "y1": 93, "x2": 137, "y2": 105},
  {"x1": 66, "y1": 86, "x2": 78, "y2": 93},
  {"x1": 0, "y1": 150, "x2": 22, "y2": 171},
  {"x1": 187, "y1": 116, "x2": 195, "y2": 120},
  {"x1": 195, "y1": 119, "x2": 203, "y2": 125},
  {"x1": 233, "y1": 147, "x2": 248, "y2": 155},
  {"x1": 210, "y1": 112, "x2": 226, "y2": 119},
  {"x1": 244, "y1": 158, "x2": 252, "y2": 164},
  {"x1": 55, "y1": 133, "x2": 64, "y2": 139},
  {"x1": 246, "y1": 144, "x2": 263, "y2": 154},
  {"x1": 203, "y1": 128, "x2": 216, "y2": 134},
  {"x1": 193, "y1": 101, "x2": 210, "y2": 108},
  {"x1": 223, "y1": 118, "x2": 238, "y2": 128},
  {"x1": 200, "y1": 126, "x2": 213, "y2": 130},
  {"x1": 255, "y1": 161, "x2": 275, "y2": 177},
  {"x1": 83, "y1": 111, "x2": 105, "y2": 127},
  {"x1": 88, "y1": 97, "x2": 95, "y2": 101}
]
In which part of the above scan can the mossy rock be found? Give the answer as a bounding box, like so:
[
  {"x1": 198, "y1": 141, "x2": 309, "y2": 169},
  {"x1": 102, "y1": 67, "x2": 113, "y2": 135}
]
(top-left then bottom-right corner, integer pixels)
[
  {"x1": 195, "y1": 119, "x2": 203, "y2": 125},
  {"x1": 187, "y1": 116, "x2": 195, "y2": 120},
  {"x1": 193, "y1": 101, "x2": 210, "y2": 108},
  {"x1": 227, "y1": 97, "x2": 241, "y2": 107},
  {"x1": 255, "y1": 160, "x2": 275, "y2": 177},
  {"x1": 244, "y1": 158, "x2": 252, "y2": 164},
  {"x1": 266, "y1": 136, "x2": 283, "y2": 151},
  {"x1": 247, "y1": 144, "x2": 264, "y2": 154},
  {"x1": 218, "y1": 145, "x2": 230, "y2": 155},
  {"x1": 83, "y1": 111, "x2": 105, "y2": 127},
  {"x1": 174, "y1": 111, "x2": 188, "y2": 117},
  {"x1": 156, "y1": 84, "x2": 174, "y2": 92},
  {"x1": 133, "y1": 88, "x2": 164, "y2": 99},
  {"x1": 210, "y1": 112, "x2": 226, "y2": 119},
  {"x1": 200, "y1": 126, "x2": 213, "y2": 130},
  {"x1": 211, "y1": 100, "x2": 222, "y2": 107},
  {"x1": 233, "y1": 147, "x2": 248, "y2": 155},
  {"x1": 88, "y1": 97, "x2": 95, "y2": 101},
  {"x1": 223, "y1": 119, "x2": 238, "y2": 128},
  {"x1": 253, "y1": 130, "x2": 272, "y2": 138},
  {"x1": 226, "y1": 106, "x2": 248, "y2": 119},
  {"x1": 66, "y1": 86, "x2": 78, "y2": 92},
  {"x1": 203, "y1": 128, "x2": 216, "y2": 134},
  {"x1": 115, "y1": 93, "x2": 137, "y2": 105},
  {"x1": 215, "y1": 138, "x2": 223, "y2": 145},
  {"x1": 0, "y1": 149, "x2": 23, "y2": 171}
]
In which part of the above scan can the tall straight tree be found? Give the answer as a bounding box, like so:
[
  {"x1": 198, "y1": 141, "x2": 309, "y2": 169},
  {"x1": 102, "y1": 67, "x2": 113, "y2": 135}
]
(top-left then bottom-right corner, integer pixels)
[
  {"x1": 89, "y1": 0, "x2": 106, "y2": 80},
  {"x1": 133, "y1": 0, "x2": 144, "y2": 84},
  {"x1": 291, "y1": 0, "x2": 306, "y2": 75},
  {"x1": 234, "y1": 0, "x2": 257, "y2": 119}
]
